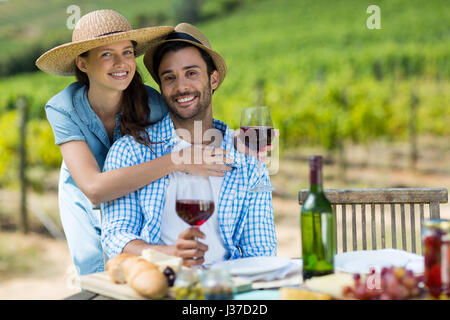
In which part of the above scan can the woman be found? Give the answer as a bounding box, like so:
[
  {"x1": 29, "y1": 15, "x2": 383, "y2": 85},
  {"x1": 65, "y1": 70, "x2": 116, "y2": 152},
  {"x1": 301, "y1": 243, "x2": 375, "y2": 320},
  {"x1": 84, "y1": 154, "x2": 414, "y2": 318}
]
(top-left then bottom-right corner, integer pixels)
[{"x1": 35, "y1": 10, "x2": 231, "y2": 275}]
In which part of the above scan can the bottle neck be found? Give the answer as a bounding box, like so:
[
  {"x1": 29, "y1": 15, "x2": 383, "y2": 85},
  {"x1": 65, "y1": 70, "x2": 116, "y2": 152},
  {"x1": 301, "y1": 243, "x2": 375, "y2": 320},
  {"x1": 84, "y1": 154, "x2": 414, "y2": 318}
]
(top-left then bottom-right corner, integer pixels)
[
  {"x1": 310, "y1": 162, "x2": 323, "y2": 193},
  {"x1": 310, "y1": 183, "x2": 323, "y2": 193}
]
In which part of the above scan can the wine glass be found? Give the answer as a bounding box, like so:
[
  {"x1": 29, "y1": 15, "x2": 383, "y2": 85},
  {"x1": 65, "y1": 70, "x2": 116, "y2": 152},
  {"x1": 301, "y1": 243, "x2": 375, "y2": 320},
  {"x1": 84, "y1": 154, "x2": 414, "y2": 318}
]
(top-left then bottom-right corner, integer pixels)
[
  {"x1": 240, "y1": 106, "x2": 275, "y2": 193},
  {"x1": 175, "y1": 172, "x2": 215, "y2": 267}
]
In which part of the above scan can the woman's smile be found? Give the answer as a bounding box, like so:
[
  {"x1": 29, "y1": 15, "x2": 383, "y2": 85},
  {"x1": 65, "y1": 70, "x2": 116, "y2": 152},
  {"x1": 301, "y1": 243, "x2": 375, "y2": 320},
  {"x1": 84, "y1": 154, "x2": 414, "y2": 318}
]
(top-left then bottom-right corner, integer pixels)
[
  {"x1": 76, "y1": 40, "x2": 137, "y2": 92},
  {"x1": 108, "y1": 70, "x2": 129, "y2": 81}
]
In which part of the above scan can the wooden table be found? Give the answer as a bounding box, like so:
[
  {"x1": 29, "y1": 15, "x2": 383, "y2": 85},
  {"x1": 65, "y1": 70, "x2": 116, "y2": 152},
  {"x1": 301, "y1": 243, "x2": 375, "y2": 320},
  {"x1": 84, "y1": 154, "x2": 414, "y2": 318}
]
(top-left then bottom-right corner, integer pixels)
[
  {"x1": 65, "y1": 291, "x2": 114, "y2": 300},
  {"x1": 64, "y1": 287, "x2": 282, "y2": 300},
  {"x1": 64, "y1": 267, "x2": 299, "y2": 300},
  {"x1": 63, "y1": 252, "x2": 434, "y2": 300}
]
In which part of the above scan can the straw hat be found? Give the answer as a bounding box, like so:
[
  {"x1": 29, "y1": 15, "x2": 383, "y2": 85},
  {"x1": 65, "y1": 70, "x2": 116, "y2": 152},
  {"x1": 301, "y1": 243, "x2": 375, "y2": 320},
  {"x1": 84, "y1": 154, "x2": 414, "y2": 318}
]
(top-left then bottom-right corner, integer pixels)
[
  {"x1": 35, "y1": 9, "x2": 174, "y2": 76},
  {"x1": 143, "y1": 23, "x2": 227, "y2": 88}
]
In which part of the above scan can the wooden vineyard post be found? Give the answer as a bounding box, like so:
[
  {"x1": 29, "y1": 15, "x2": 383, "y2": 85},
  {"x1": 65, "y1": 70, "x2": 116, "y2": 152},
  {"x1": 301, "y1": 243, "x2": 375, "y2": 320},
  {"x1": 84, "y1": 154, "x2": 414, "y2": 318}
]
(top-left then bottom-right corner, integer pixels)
[
  {"x1": 17, "y1": 96, "x2": 28, "y2": 234},
  {"x1": 409, "y1": 88, "x2": 419, "y2": 170},
  {"x1": 255, "y1": 78, "x2": 266, "y2": 106}
]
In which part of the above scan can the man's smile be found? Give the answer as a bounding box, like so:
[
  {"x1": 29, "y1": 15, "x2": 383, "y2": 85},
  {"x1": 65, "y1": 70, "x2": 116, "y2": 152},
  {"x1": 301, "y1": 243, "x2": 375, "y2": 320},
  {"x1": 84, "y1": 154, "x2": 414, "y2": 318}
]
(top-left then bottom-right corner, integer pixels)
[{"x1": 173, "y1": 93, "x2": 199, "y2": 107}]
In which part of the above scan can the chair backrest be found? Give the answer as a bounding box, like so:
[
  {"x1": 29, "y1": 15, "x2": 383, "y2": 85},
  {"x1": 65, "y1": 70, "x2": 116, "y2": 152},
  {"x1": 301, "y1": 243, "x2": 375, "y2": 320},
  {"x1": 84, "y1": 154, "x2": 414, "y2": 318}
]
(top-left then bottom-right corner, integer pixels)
[{"x1": 298, "y1": 188, "x2": 448, "y2": 254}]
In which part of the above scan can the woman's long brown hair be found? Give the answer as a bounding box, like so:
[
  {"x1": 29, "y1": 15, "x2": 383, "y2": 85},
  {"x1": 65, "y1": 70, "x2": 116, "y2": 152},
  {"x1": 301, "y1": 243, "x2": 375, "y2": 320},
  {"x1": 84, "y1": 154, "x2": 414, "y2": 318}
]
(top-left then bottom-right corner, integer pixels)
[{"x1": 74, "y1": 47, "x2": 153, "y2": 148}]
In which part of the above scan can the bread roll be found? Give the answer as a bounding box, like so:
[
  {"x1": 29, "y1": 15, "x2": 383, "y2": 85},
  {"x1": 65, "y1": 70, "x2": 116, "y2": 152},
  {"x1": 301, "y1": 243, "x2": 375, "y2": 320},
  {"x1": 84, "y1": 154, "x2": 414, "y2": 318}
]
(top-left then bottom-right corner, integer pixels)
[
  {"x1": 123, "y1": 258, "x2": 159, "y2": 284},
  {"x1": 128, "y1": 268, "x2": 169, "y2": 299},
  {"x1": 105, "y1": 253, "x2": 136, "y2": 284},
  {"x1": 119, "y1": 256, "x2": 143, "y2": 279},
  {"x1": 105, "y1": 253, "x2": 168, "y2": 299}
]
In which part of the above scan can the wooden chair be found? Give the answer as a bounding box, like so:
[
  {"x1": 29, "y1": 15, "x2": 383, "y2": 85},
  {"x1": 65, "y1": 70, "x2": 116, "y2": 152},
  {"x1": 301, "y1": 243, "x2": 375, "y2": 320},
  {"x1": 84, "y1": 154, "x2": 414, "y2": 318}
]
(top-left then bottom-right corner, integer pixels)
[{"x1": 298, "y1": 188, "x2": 448, "y2": 254}]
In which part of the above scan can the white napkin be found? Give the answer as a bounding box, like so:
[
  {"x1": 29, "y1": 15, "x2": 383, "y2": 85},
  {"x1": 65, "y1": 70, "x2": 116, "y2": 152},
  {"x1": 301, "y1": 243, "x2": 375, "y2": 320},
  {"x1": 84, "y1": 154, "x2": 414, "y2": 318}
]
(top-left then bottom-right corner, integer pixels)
[
  {"x1": 335, "y1": 249, "x2": 424, "y2": 274},
  {"x1": 240, "y1": 259, "x2": 302, "y2": 282}
]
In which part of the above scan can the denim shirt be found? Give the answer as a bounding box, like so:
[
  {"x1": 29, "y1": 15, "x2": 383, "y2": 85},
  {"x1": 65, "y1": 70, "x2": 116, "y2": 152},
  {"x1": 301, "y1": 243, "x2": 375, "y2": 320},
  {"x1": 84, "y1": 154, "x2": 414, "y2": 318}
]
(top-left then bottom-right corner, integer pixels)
[
  {"x1": 45, "y1": 81, "x2": 168, "y2": 275},
  {"x1": 46, "y1": 82, "x2": 168, "y2": 169}
]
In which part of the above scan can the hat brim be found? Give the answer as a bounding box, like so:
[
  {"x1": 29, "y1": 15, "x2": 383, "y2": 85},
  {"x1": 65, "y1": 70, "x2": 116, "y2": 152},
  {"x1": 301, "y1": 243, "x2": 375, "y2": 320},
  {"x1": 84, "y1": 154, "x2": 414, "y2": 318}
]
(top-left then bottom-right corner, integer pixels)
[
  {"x1": 143, "y1": 39, "x2": 227, "y2": 89},
  {"x1": 36, "y1": 26, "x2": 174, "y2": 76}
]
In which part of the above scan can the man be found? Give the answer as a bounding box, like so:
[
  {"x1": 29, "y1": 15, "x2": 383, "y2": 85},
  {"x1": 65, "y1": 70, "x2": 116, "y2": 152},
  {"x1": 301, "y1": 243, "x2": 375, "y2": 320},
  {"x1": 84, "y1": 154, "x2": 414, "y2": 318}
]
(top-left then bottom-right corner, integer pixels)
[{"x1": 101, "y1": 23, "x2": 277, "y2": 267}]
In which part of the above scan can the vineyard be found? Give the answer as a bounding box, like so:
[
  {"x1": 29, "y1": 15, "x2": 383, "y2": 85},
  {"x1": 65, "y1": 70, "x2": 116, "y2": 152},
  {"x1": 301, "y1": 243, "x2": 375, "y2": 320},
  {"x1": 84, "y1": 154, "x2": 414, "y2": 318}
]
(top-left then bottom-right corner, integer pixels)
[{"x1": 0, "y1": 0, "x2": 449, "y2": 189}]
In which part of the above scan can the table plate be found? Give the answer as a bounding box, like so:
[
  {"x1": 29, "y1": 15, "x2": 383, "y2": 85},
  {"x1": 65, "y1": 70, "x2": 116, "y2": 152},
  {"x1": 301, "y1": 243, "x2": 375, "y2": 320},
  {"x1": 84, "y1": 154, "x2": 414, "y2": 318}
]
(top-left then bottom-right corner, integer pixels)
[
  {"x1": 211, "y1": 256, "x2": 291, "y2": 276},
  {"x1": 334, "y1": 249, "x2": 424, "y2": 274}
]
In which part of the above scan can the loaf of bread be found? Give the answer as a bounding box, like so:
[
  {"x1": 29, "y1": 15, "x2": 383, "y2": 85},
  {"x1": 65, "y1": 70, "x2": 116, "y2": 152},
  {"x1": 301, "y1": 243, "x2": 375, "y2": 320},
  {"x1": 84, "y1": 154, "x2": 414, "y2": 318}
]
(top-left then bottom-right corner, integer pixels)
[
  {"x1": 121, "y1": 256, "x2": 157, "y2": 281},
  {"x1": 106, "y1": 253, "x2": 168, "y2": 299},
  {"x1": 105, "y1": 253, "x2": 135, "y2": 284},
  {"x1": 128, "y1": 268, "x2": 168, "y2": 300}
]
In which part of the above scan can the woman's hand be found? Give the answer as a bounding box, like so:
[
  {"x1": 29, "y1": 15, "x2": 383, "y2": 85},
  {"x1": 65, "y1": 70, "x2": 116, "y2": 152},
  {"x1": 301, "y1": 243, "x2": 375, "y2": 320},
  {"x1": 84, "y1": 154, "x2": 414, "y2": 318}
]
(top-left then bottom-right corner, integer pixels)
[
  {"x1": 172, "y1": 145, "x2": 232, "y2": 177},
  {"x1": 232, "y1": 128, "x2": 279, "y2": 160}
]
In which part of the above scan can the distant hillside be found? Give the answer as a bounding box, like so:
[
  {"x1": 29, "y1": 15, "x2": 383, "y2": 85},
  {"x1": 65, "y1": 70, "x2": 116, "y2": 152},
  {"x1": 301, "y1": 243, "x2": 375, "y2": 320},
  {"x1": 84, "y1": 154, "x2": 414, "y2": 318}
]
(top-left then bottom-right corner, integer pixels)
[
  {"x1": 0, "y1": 0, "x2": 171, "y2": 46},
  {"x1": 1, "y1": 0, "x2": 448, "y2": 78},
  {"x1": 0, "y1": 0, "x2": 251, "y2": 68}
]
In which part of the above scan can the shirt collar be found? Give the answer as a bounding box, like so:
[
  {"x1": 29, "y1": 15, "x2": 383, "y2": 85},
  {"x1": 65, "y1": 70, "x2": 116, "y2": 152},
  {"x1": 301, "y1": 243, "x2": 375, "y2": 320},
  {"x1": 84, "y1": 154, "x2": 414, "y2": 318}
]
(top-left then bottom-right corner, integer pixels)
[
  {"x1": 72, "y1": 84, "x2": 122, "y2": 148},
  {"x1": 73, "y1": 85, "x2": 95, "y2": 125}
]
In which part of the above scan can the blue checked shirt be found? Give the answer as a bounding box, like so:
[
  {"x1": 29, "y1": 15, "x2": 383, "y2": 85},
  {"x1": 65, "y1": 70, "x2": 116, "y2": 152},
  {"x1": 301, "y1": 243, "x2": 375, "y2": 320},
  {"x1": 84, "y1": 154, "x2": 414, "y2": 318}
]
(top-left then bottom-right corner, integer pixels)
[{"x1": 101, "y1": 113, "x2": 277, "y2": 260}]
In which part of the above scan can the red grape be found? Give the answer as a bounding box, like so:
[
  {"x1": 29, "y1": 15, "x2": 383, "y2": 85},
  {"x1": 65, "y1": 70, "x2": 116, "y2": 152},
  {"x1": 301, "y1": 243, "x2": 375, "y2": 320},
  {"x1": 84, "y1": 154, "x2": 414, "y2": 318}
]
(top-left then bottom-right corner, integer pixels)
[{"x1": 341, "y1": 266, "x2": 423, "y2": 300}]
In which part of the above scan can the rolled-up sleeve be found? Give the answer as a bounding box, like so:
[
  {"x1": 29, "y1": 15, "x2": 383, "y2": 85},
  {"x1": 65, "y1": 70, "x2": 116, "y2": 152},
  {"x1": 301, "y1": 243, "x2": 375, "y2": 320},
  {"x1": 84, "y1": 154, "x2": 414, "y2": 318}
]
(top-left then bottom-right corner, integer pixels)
[
  {"x1": 45, "y1": 104, "x2": 85, "y2": 145},
  {"x1": 100, "y1": 137, "x2": 145, "y2": 258}
]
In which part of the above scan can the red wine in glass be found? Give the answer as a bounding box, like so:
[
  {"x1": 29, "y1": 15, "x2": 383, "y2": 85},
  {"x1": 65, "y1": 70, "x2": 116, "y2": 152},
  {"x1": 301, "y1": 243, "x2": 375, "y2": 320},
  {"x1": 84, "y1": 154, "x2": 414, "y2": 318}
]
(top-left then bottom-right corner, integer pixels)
[
  {"x1": 240, "y1": 126, "x2": 274, "y2": 152},
  {"x1": 240, "y1": 106, "x2": 275, "y2": 193},
  {"x1": 176, "y1": 200, "x2": 215, "y2": 227}
]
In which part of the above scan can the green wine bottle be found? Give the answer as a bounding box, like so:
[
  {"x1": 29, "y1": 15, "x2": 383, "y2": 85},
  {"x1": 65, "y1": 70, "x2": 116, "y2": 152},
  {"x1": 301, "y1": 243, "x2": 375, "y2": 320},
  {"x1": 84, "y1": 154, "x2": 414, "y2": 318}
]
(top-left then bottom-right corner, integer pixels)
[{"x1": 301, "y1": 155, "x2": 335, "y2": 281}]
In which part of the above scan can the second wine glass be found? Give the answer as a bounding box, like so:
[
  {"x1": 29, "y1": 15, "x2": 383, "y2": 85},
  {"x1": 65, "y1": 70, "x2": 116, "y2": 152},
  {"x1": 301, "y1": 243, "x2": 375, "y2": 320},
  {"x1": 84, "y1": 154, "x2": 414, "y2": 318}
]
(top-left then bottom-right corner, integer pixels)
[
  {"x1": 240, "y1": 106, "x2": 275, "y2": 193},
  {"x1": 175, "y1": 172, "x2": 215, "y2": 267}
]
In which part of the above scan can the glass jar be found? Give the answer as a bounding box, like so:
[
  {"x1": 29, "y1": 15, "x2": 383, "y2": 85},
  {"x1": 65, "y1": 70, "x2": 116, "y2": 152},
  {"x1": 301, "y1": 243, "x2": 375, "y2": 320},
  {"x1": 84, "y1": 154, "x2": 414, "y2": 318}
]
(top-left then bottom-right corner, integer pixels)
[
  {"x1": 422, "y1": 219, "x2": 450, "y2": 299},
  {"x1": 173, "y1": 269, "x2": 203, "y2": 300},
  {"x1": 199, "y1": 269, "x2": 234, "y2": 300}
]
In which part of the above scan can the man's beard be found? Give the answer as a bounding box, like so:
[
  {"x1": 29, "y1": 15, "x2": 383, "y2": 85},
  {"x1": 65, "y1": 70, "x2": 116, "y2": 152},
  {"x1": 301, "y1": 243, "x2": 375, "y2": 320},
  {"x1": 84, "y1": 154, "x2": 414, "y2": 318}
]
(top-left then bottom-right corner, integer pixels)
[{"x1": 164, "y1": 81, "x2": 212, "y2": 121}]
